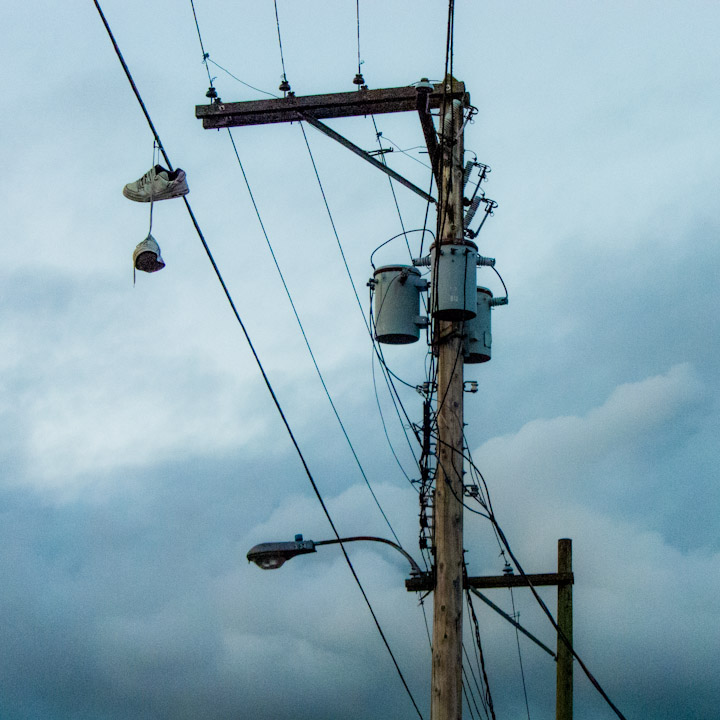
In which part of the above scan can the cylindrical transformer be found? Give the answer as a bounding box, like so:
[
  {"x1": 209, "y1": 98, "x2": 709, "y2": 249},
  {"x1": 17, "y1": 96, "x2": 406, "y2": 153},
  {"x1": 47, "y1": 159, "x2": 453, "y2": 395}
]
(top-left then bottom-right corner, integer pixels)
[
  {"x1": 373, "y1": 265, "x2": 425, "y2": 344},
  {"x1": 464, "y1": 286, "x2": 492, "y2": 363},
  {"x1": 430, "y1": 239, "x2": 478, "y2": 320}
]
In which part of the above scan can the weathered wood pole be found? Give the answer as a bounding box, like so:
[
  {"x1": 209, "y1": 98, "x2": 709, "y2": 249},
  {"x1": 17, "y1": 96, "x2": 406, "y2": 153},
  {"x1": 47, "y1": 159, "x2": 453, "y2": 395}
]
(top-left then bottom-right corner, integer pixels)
[
  {"x1": 556, "y1": 538, "x2": 573, "y2": 720},
  {"x1": 431, "y1": 75, "x2": 466, "y2": 720}
]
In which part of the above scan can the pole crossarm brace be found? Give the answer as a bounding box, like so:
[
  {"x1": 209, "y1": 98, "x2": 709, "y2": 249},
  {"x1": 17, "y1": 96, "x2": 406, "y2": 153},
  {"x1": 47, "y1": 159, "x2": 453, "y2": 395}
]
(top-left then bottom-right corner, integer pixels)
[
  {"x1": 405, "y1": 571, "x2": 574, "y2": 593},
  {"x1": 469, "y1": 587, "x2": 557, "y2": 660},
  {"x1": 299, "y1": 113, "x2": 435, "y2": 203}
]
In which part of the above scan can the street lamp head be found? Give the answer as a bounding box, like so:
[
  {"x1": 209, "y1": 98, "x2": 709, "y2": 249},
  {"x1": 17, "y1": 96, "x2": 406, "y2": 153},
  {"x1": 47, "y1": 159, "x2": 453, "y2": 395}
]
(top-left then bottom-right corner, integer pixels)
[{"x1": 246, "y1": 535, "x2": 317, "y2": 570}]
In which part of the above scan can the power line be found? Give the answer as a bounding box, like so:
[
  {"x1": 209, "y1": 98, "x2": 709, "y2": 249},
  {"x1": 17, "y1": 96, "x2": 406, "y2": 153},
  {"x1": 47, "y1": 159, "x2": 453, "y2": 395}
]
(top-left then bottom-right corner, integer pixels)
[
  {"x1": 185, "y1": 3, "x2": 405, "y2": 545},
  {"x1": 355, "y1": 0, "x2": 362, "y2": 77},
  {"x1": 273, "y1": 0, "x2": 289, "y2": 86},
  {"x1": 298, "y1": 123, "x2": 371, "y2": 334},
  {"x1": 457, "y1": 438, "x2": 629, "y2": 720},
  {"x1": 508, "y1": 585, "x2": 532, "y2": 720},
  {"x1": 188, "y1": 0, "x2": 213, "y2": 87},
  {"x1": 491, "y1": 520, "x2": 629, "y2": 720},
  {"x1": 371, "y1": 351, "x2": 415, "y2": 485},
  {"x1": 371, "y1": 116, "x2": 412, "y2": 257},
  {"x1": 224, "y1": 128, "x2": 402, "y2": 546},
  {"x1": 299, "y1": 123, "x2": 425, "y2": 472},
  {"x1": 462, "y1": 643, "x2": 491, "y2": 720},
  {"x1": 203, "y1": 52, "x2": 425, "y2": 492},
  {"x1": 207, "y1": 58, "x2": 279, "y2": 98},
  {"x1": 466, "y1": 587, "x2": 497, "y2": 720},
  {"x1": 93, "y1": 4, "x2": 423, "y2": 717}
]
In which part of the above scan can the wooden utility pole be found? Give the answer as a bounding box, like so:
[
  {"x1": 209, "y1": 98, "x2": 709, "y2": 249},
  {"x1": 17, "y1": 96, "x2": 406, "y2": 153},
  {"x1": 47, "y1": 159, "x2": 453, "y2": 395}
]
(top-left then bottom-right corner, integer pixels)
[
  {"x1": 199, "y1": 78, "x2": 575, "y2": 720},
  {"x1": 557, "y1": 538, "x2": 573, "y2": 720},
  {"x1": 408, "y1": 540, "x2": 575, "y2": 719},
  {"x1": 197, "y1": 77, "x2": 470, "y2": 720},
  {"x1": 431, "y1": 78, "x2": 467, "y2": 720}
]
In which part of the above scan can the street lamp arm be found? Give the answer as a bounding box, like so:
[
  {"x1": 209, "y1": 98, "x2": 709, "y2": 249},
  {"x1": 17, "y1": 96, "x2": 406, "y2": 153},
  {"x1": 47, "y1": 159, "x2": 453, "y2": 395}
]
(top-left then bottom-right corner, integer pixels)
[
  {"x1": 247, "y1": 534, "x2": 425, "y2": 575},
  {"x1": 314, "y1": 536, "x2": 424, "y2": 576}
]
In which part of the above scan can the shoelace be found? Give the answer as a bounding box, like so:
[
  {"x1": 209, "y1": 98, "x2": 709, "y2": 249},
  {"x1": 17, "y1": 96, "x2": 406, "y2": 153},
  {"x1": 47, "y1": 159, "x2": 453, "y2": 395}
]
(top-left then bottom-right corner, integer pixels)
[{"x1": 137, "y1": 170, "x2": 155, "y2": 189}]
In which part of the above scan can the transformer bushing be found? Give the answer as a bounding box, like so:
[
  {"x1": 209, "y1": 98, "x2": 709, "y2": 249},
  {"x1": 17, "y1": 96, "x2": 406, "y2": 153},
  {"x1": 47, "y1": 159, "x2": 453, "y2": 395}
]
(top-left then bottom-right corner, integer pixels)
[
  {"x1": 464, "y1": 286, "x2": 493, "y2": 363},
  {"x1": 373, "y1": 265, "x2": 428, "y2": 344},
  {"x1": 430, "y1": 239, "x2": 478, "y2": 320}
]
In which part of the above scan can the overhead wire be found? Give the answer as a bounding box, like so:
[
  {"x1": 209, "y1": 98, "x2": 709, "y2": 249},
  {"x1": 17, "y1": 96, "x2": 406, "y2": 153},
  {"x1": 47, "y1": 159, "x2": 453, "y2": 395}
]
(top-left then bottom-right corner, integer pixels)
[
  {"x1": 94, "y1": 3, "x2": 423, "y2": 716},
  {"x1": 376, "y1": 136, "x2": 434, "y2": 171},
  {"x1": 370, "y1": 116, "x2": 412, "y2": 257},
  {"x1": 207, "y1": 59, "x2": 280, "y2": 99},
  {"x1": 371, "y1": 341, "x2": 421, "y2": 470},
  {"x1": 273, "y1": 0, "x2": 290, "y2": 87},
  {"x1": 466, "y1": 586, "x2": 497, "y2": 720},
  {"x1": 369, "y1": 228, "x2": 435, "y2": 271},
  {"x1": 462, "y1": 643, "x2": 491, "y2": 720},
  {"x1": 298, "y1": 124, "x2": 371, "y2": 334},
  {"x1": 491, "y1": 519, "x2": 629, "y2": 720},
  {"x1": 300, "y1": 121, "x2": 424, "y2": 476},
  {"x1": 352, "y1": 0, "x2": 443, "y2": 643},
  {"x1": 194, "y1": 5, "x2": 629, "y2": 717},
  {"x1": 189, "y1": 0, "x2": 403, "y2": 547},
  {"x1": 194, "y1": 53, "x2": 419, "y2": 535},
  {"x1": 189, "y1": 0, "x2": 213, "y2": 87},
  {"x1": 461, "y1": 666, "x2": 479, "y2": 720},
  {"x1": 371, "y1": 350, "x2": 414, "y2": 485},
  {"x1": 457, "y1": 435, "x2": 629, "y2": 720},
  {"x1": 355, "y1": 0, "x2": 362, "y2": 78},
  {"x1": 353, "y1": 0, "x2": 429, "y2": 488},
  {"x1": 508, "y1": 585, "x2": 532, "y2": 720},
  {"x1": 224, "y1": 129, "x2": 402, "y2": 545}
]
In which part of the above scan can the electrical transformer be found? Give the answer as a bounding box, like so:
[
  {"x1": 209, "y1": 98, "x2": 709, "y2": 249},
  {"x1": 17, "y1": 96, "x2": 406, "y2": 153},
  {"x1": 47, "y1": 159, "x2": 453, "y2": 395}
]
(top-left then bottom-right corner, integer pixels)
[
  {"x1": 372, "y1": 265, "x2": 428, "y2": 344},
  {"x1": 464, "y1": 286, "x2": 492, "y2": 363},
  {"x1": 430, "y1": 239, "x2": 478, "y2": 320}
]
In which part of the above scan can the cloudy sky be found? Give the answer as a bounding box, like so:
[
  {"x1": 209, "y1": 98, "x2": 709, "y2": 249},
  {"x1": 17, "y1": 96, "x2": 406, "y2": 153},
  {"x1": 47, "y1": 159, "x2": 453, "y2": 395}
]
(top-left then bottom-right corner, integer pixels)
[{"x1": 2, "y1": 1, "x2": 719, "y2": 719}]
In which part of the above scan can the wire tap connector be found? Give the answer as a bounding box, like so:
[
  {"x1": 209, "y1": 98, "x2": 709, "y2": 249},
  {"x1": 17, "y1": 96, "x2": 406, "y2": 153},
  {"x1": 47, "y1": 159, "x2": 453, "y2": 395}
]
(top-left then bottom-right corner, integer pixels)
[{"x1": 416, "y1": 381, "x2": 437, "y2": 396}]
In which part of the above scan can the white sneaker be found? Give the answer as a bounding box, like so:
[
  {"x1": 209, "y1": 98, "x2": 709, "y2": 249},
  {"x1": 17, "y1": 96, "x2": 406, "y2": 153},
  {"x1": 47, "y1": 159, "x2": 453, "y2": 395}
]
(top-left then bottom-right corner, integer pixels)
[
  {"x1": 133, "y1": 234, "x2": 165, "y2": 273},
  {"x1": 123, "y1": 165, "x2": 189, "y2": 202}
]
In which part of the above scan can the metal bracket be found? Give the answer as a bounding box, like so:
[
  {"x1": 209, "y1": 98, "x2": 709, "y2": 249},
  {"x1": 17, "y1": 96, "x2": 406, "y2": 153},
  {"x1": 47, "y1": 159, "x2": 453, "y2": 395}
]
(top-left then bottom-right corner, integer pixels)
[{"x1": 299, "y1": 113, "x2": 436, "y2": 204}]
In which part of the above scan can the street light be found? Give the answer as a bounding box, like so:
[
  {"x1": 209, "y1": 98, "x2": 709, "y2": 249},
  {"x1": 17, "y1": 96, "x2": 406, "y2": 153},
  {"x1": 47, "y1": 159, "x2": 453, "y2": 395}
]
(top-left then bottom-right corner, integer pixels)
[{"x1": 247, "y1": 534, "x2": 425, "y2": 577}]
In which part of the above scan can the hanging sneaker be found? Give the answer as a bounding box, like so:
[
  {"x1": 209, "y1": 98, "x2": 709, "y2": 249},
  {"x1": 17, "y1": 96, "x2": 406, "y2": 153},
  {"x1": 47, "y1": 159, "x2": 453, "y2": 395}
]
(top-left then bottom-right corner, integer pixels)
[
  {"x1": 123, "y1": 165, "x2": 189, "y2": 202},
  {"x1": 133, "y1": 234, "x2": 165, "y2": 273}
]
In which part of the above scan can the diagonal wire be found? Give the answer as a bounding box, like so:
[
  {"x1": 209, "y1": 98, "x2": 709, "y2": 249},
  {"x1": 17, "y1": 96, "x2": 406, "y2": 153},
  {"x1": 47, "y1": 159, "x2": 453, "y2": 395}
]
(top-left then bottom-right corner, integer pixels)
[
  {"x1": 355, "y1": 0, "x2": 362, "y2": 76},
  {"x1": 463, "y1": 642, "x2": 491, "y2": 720},
  {"x1": 299, "y1": 123, "x2": 424, "y2": 467},
  {"x1": 298, "y1": 123, "x2": 371, "y2": 334},
  {"x1": 225, "y1": 128, "x2": 401, "y2": 545},
  {"x1": 93, "y1": 4, "x2": 423, "y2": 717},
  {"x1": 208, "y1": 58, "x2": 279, "y2": 98},
  {"x1": 273, "y1": 0, "x2": 289, "y2": 83},
  {"x1": 466, "y1": 588, "x2": 497, "y2": 720},
  {"x1": 371, "y1": 116, "x2": 412, "y2": 257},
  {"x1": 456, "y1": 439, "x2": 630, "y2": 720},
  {"x1": 189, "y1": 0, "x2": 213, "y2": 86},
  {"x1": 509, "y1": 586, "x2": 532, "y2": 720}
]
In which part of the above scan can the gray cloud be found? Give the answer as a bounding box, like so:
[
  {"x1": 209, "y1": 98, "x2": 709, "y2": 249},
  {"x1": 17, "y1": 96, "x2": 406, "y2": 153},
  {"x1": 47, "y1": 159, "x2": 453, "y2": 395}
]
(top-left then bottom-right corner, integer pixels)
[{"x1": 2, "y1": 1, "x2": 719, "y2": 719}]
